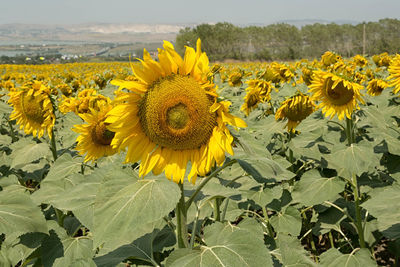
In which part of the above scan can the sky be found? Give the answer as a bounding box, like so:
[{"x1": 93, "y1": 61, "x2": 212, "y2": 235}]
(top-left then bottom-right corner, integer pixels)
[{"x1": 1, "y1": 0, "x2": 400, "y2": 25}]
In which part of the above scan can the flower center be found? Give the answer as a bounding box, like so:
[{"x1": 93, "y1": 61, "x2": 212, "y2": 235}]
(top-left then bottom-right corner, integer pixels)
[
  {"x1": 91, "y1": 122, "x2": 115, "y2": 146},
  {"x1": 324, "y1": 77, "x2": 354, "y2": 106},
  {"x1": 139, "y1": 75, "x2": 216, "y2": 150},
  {"x1": 166, "y1": 103, "x2": 190, "y2": 130},
  {"x1": 20, "y1": 93, "x2": 45, "y2": 124}
]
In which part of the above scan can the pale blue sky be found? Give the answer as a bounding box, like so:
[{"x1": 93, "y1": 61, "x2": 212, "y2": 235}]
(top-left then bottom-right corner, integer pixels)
[{"x1": 1, "y1": 0, "x2": 399, "y2": 25}]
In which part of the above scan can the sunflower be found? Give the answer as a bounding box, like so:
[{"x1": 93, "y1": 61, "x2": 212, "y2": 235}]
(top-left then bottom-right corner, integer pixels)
[
  {"x1": 367, "y1": 79, "x2": 388, "y2": 96},
  {"x1": 388, "y1": 55, "x2": 400, "y2": 95},
  {"x1": 321, "y1": 51, "x2": 342, "y2": 67},
  {"x1": 352, "y1": 55, "x2": 368, "y2": 68},
  {"x1": 228, "y1": 71, "x2": 243, "y2": 87},
  {"x1": 275, "y1": 93, "x2": 315, "y2": 132},
  {"x1": 73, "y1": 103, "x2": 118, "y2": 162},
  {"x1": 308, "y1": 70, "x2": 364, "y2": 120},
  {"x1": 8, "y1": 81, "x2": 55, "y2": 138},
  {"x1": 240, "y1": 79, "x2": 273, "y2": 116},
  {"x1": 106, "y1": 40, "x2": 247, "y2": 184}
]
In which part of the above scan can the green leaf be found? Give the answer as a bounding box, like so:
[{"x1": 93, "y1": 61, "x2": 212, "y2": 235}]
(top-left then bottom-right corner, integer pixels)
[
  {"x1": 93, "y1": 176, "x2": 180, "y2": 253},
  {"x1": 0, "y1": 100, "x2": 12, "y2": 114},
  {"x1": 42, "y1": 221, "x2": 96, "y2": 267},
  {"x1": 32, "y1": 153, "x2": 82, "y2": 205},
  {"x1": 94, "y1": 226, "x2": 175, "y2": 267},
  {"x1": 361, "y1": 183, "x2": 400, "y2": 238},
  {"x1": 328, "y1": 142, "x2": 380, "y2": 177},
  {"x1": 246, "y1": 185, "x2": 283, "y2": 208},
  {"x1": 319, "y1": 248, "x2": 377, "y2": 267},
  {"x1": 237, "y1": 157, "x2": 295, "y2": 183},
  {"x1": 292, "y1": 169, "x2": 346, "y2": 206},
  {"x1": 166, "y1": 221, "x2": 272, "y2": 267},
  {"x1": 10, "y1": 143, "x2": 51, "y2": 169},
  {"x1": 0, "y1": 189, "x2": 47, "y2": 237},
  {"x1": 270, "y1": 206, "x2": 302, "y2": 236},
  {"x1": 0, "y1": 134, "x2": 12, "y2": 147},
  {"x1": 272, "y1": 233, "x2": 317, "y2": 266}
]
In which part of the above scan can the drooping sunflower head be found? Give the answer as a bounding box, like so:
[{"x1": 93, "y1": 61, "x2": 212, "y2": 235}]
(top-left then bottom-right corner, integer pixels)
[
  {"x1": 352, "y1": 55, "x2": 368, "y2": 68},
  {"x1": 388, "y1": 55, "x2": 400, "y2": 95},
  {"x1": 106, "y1": 39, "x2": 247, "y2": 184},
  {"x1": 8, "y1": 81, "x2": 55, "y2": 138},
  {"x1": 308, "y1": 70, "x2": 364, "y2": 120},
  {"x1": 73, "y1": 103, "x2": 118, "y2": 162},
  {"x1": 228, "y1": 71, "x2": 243, "y2": 87},
  {"x1": 372, "y1": 52, "x2": 392, "y2": 67},
  {"x1": 321, "y1": 51, "x2": 342, "y2": 67},
  {"x1": 367, "y1": 79, "x2": 388, "y2": 96},
  {"x1": 301, "y1": 67, "x2": 314, "y2": 86},
  {"x1": 240, "y1": 79, "x2": 273, "y2": 116},
  {"x1": 275, "y1": 93, "x2": 315, "y2": 132}
]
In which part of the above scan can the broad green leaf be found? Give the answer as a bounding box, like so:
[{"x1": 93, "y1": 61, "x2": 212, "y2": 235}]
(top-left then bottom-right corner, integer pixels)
[
  {"x1": 270, "y1": 206, "x2": 302, "y2": 236},
  {"x1": 361, "y1": 183, "x2": 400, "y2": 238},
  {"x1": 328, "y1": 142, "x2": 380, "y2": 177},
  {"x1": 237, "y1": 157, "x2": 295, "y2": 183},
  {"x1": 313, "y1": 206, "x2": 345, "y2": 235},
  {"x1": 42, "y1": 221, "x2": 96, "y2": 267},
  {"x1": 319, "y1": 248, "x2": 376, "y2": 267},
  {"x1": 0, "y1": 189, "x2": 47, "y2": 237},
  {"x1": 166, "y1": 221, "x2": 272, "y2": 267},
  {"x1": 0, "y1": 232, "x2": 46, "y2": 266},
  {"x1": 271, "y1": 233, "x2": 316, "y2": 266},
  {"x1": 32, "y1": 153, "x2": 82, "y2": 205},
  {"x1": 292, "y1": 169, "x2": 346, "y2": 206},
  {"x1": 94, "y1": 225, "x2": 175, "y2": 267},
  {"x1": 0, "y1": 134, "x2": 12, "y2": 147},
  {"x1": 48, "y1": 166, "x2": 131, "y2": 230},
  {"x1": 93, "y1": 176, "x2": 180, "y2": 253},
  {"x1": 0, "y1": 100, "x2": 12, "y2": 113},
  {"x1": 245, "y1": 185, "x2": 283, "y2": 208},
  {"x1": 10, "y1": 142, "x2": 51, "y2": 169}
]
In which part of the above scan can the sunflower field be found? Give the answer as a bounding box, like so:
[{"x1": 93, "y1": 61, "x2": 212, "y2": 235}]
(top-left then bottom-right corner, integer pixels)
[{"x1": 0, "y1": 41, "x2": 399, "y2": 266}]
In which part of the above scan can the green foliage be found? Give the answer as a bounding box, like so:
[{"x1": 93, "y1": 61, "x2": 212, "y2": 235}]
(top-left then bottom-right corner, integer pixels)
[
  {"x1": 166, "y1": 220, "x2": 272, "y2": 267},
  {"x1": 175, "y1": 19, "x2": 400, "y2": 61}
]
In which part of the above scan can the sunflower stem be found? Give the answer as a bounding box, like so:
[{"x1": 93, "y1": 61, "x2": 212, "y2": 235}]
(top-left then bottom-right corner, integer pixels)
[
  {"x1": 176, "y1": 182, "x2": 188, "y2": 248},
  {"x1": 189, "y1": 203, "x2": 199, "y2": 249},
  {"x1": 345, "y1": 117, "x2": 353, "y2": 146},
  {"x1": 345, "y1": 117, "x2": 366, "y2": 248},
  {"x1": 352, "y1": 172, "x2": 366, "y2": 249},
  {"x1": 213, "y1": 198, "x2": 221, "y2": 222},
  {"x1": 8, "y1": 120, "x2": 16, "y2": 143},
  {"x1": 329, "y1": 231, "x2": 335, "y2": 248},
  {"x1": 262, "y1": 206, "x2": 274, "y2": 237},
  {"x1": 185, "y1": 159, "x2": 237, "y2": 210},
  {"x1": 50, "y1": 128, "x2": 58, "y2": 161}
]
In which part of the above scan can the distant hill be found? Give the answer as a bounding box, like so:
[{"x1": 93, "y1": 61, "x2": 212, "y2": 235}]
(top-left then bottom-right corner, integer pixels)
[
  {"x1": 0, "y1": 23, "x2": 195, "y2": 45},
  {"x1": 0, "y1": 20, "x2": 362, "y2": 45}
]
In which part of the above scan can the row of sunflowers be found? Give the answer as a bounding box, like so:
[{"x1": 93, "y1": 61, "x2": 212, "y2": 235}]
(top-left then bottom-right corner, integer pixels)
[
  {"x1": 1, "y1": 48, "x2": 399, "y2": 179},
  {"x1": 0, "y1": 40, "x2": 399, "y2": 266}
]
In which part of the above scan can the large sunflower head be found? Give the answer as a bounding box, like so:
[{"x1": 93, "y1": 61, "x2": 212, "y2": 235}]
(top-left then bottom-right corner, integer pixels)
[
  {"x1": 8, "y1": 81, "x2": 55, "y2": 138},
  {"x1": 73, "y1": 103, "x2": 118, "y2": 162},
  {"x1": 275, "y1": 93, "x2": 315, "y2": 132},
  {"x1": 388, "y1": 55, "x2": 400, "y2": 95},
  {"x1": 308, "y1": 70, "x2": 364, "y2": 120},
  {"x1": 106, "y1": 40, "x2": 247, "y2": 184}
]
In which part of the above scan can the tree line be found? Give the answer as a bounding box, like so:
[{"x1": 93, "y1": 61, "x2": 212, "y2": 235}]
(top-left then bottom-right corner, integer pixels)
[{"x1": 175, "y1": 19, "x2": 400, "y2": 61}]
